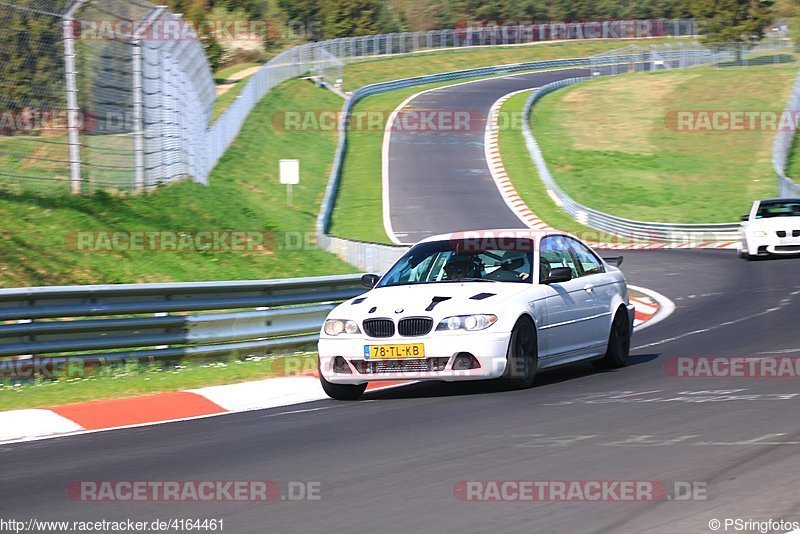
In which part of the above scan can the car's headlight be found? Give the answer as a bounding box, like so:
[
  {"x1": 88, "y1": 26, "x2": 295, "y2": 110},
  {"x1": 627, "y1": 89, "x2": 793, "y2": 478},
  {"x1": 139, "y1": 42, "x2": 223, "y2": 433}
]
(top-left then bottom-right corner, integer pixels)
[
  {"x1": 323, "y1": 319, "x2": 361, "y2": 336},
  {"x1": 436, "y1": 314, "x2": 497, "y2": 332},
  {"x1": 749, "y1": 230, "x2": 768, "y2": 237}
]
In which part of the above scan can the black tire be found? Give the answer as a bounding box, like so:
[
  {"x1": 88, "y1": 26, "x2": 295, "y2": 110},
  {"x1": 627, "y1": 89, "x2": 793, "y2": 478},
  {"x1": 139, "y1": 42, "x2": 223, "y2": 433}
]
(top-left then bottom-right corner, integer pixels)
[
  {"x1": 593, "y1": 309, "x2": 632, "y2": 369},
  {"x1": 503, "y1": 317, "x2": 538, "y2": 389},
  {"x1": 320, "y1": 374, "x2": 367, "y2": 401}
]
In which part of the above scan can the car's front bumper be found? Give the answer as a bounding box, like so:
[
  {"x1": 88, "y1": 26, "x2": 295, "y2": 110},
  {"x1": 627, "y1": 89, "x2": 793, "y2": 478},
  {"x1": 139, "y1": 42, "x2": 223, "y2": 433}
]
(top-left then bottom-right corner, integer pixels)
[
  {"x1": 318, "y1": 332, "x2": 512, "y2": 384},
  {"x1": 743, "y1": 235, "x2": 800, "y2": 256}
]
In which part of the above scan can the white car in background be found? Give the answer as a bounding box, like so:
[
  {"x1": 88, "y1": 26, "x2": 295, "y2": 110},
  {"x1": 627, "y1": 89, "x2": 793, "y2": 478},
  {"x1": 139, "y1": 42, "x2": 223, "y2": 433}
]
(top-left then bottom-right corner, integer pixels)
[
  {"x1": 317, "y1": 230, "x2": 635, "y2": 400},
  {"x1": 739, "y1": 198, "x2": 800, "y2": 259}
]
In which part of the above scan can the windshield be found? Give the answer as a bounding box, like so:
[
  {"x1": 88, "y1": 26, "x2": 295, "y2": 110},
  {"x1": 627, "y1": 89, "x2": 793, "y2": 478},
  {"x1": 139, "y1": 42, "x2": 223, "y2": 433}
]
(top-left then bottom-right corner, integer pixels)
[
  {"x1": 756, "y1": 200, "x2": 800, "y2": 219},
  {"x1": 378, "y1": 239, "x2": 534, "y2": 287}
]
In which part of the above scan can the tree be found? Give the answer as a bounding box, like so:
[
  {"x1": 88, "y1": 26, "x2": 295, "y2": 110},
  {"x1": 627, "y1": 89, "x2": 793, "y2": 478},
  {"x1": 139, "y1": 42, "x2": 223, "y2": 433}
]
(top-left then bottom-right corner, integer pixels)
[
  {"x1": 691, "y1": 0, "x2": 774, "y2": 52},
  {"x1": 0, "y1": 2, "x2": 64, "y2": 114},
  {"x1": 321, "y1": 0, "x2": 393, "y2": 38}
]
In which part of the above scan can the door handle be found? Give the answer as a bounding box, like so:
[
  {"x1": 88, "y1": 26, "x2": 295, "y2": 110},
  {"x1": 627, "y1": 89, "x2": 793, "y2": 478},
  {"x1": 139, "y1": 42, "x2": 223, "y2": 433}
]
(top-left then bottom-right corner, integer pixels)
[{"x1": 583, "y1": 283, "x2": 594, "y2": 293}]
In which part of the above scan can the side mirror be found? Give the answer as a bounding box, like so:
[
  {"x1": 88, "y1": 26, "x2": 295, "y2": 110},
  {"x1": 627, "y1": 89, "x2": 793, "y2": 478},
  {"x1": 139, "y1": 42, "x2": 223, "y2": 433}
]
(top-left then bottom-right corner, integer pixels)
[
  {"x1": 361, "y1": 274, "x2": 380, "y2": 289},
  {"x1": 740, "y1": 215, "x2": 750, "y2": 222},
  {"x1": 603, "y1": 256, "x2": 623, "y2": 267},
  {"x1": 543, "y1": 267, "x2": 572, "y2": 284}
]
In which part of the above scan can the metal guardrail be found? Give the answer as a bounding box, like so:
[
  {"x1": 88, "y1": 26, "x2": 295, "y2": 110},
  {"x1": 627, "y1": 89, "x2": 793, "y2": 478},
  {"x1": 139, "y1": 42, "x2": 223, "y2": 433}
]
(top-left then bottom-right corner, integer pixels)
[
  {"x1": 522, "y1": 77, "x2": 742, "y2": 241},
  {"x1": 0, "y1": 275, "x2": 365, "y2": 361},
  {"x1": 773, "y1": 67, "x2": 800, "y2": 198}
]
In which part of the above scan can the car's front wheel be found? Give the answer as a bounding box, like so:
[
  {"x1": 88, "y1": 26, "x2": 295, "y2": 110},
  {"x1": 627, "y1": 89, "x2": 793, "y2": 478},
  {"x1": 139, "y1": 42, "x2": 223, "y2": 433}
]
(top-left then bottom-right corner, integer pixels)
[
  {"x1": 320, "y1": 374, "x2": 367, "y2": 401},
  {"x1": 503, "y1": 317, "x2": 538, "y2": 389},
  {"x1": 593, "y1": 308, "x2": 632, "y2": 369},
  {"x1": 739, "y1": 248, "x2": 757, "y2": 261}
]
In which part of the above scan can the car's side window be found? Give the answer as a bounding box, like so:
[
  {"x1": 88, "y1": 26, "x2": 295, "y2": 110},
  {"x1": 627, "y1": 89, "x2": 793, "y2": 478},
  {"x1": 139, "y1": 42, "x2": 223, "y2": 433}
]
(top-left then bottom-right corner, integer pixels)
[
  {"x1": 540, "y1": 236, "x2": 579, "y2": 281},
  {"x1": 568, "y1": 239, "x2": 605, "y2": 277}
]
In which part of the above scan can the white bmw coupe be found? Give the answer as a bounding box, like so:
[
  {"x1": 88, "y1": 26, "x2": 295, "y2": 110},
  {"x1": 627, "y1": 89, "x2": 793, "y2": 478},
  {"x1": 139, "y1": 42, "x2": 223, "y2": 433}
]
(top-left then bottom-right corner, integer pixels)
[
  {"x1": 318, "y1": 230, "x2": 635, "y2": 400},
  {"x1": 739, "y1": 198, "x2": 800, "y2": 259}
]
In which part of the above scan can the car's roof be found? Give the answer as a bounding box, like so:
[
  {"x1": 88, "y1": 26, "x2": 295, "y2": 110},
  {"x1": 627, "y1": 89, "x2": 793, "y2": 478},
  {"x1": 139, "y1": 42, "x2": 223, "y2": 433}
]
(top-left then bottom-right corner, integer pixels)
[
  {"x1": 756, "y1": 198, "x2": 800, "y2": 204},
  {"x1": 418, "y1": 229, "x2": 568, "y2": 244}
]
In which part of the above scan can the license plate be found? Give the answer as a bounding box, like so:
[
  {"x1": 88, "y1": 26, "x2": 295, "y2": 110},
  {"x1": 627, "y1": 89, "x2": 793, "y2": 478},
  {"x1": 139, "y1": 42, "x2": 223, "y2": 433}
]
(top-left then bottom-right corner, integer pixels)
[
  {"x1": 780, "y1": 238, "x2": 800, "y2": 245},
  {"x1": 364, "y1": 344, "x2": 425, "y2": 360}
]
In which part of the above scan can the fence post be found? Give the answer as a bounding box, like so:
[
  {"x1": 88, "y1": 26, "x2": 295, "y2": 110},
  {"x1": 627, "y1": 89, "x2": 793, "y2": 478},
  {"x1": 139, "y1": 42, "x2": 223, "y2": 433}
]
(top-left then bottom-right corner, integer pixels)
[
  {"x1": 62, "y1": 0, "x2": 86, "y2": 195},
  {"x1": 131, "y1": 8, "x2": 166, "y2": 194}
]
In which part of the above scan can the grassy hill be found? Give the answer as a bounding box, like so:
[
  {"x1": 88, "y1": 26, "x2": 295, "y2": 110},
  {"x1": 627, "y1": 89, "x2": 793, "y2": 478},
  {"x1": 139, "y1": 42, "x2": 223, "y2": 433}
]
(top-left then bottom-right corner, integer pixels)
[
  {"x1": 0, "y1": 79, "x2": 355, "y2": 287},
  {"x1": 530, "y1": 62, "x2": 798, "y2": 223}
]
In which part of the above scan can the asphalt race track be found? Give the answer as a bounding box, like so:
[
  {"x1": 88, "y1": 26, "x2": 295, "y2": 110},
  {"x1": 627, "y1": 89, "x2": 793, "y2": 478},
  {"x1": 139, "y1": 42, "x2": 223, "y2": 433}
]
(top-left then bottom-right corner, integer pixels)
[
  {"x1": 4, "y1": 71, "x2": 800, "y2": 534},
  {"x1": 385, "y1": 62, "x2": 694, "y2": 245},
  {"x1": 385, "y1": 65, "x2": 636, "y2": 244},
  {"x1": 385, "y1": 68, "x2": 583, "y2": 243},
  {"x1": 3, "y1": 251, "x2": 800, "y2": 533}
]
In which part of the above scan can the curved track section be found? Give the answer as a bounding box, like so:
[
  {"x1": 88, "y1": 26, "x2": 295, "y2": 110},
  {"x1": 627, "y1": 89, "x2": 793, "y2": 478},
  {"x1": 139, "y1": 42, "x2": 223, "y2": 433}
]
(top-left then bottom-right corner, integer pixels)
[{"x1": 385, "y1": 67, "x2": 590, "y2": 244}]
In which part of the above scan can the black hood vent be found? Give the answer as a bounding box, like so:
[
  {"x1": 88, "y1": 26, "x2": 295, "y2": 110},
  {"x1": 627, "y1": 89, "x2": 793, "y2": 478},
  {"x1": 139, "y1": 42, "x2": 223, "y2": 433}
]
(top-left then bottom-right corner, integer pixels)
[
  {"x1": 425, "y1": 296, "x2": 451, "y2": 312},
  {"x1": 470, "y1": 293, "x2": 496, "y2": 301}
]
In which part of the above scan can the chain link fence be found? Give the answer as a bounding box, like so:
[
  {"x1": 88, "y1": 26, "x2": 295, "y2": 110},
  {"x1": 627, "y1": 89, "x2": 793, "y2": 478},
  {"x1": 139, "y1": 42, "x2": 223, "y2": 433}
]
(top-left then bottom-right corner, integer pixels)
[
  {"x1": 0, "y1": 0, "x2": 214, "y2": 194},
  {"x1": 0, "y1": 0, "x2": 72, "y2": 192},
  {"x1": 0, "y1": 12, "x2": 695, "y2": 195}
]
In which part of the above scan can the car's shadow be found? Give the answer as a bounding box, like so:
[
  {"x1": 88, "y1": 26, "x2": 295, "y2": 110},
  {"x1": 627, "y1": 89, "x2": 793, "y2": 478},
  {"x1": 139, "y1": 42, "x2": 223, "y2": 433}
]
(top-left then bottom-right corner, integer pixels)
[
  {"x1": 362, "y1": 353, "x2": 660, "y2": 400},
  {"x1": 746, "y1": 254, "x2": 800, "y2": 262}
]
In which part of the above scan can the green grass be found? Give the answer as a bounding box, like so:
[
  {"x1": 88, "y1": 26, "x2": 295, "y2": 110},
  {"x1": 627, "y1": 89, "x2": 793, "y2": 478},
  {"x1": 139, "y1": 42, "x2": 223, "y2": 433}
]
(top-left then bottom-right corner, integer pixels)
[
  {"x1": 343, "y1": 38, "x2": 674, "y2": 90},
  {"x1": 330, "y1": 87, "x2": 423, "y2": 244},
  {"x1": 497, "y1": 90, "x2": 624, "y2": 242},
  {"x1": 532, "y1": 64, "x2": 798, "y2": 223},
  {"x1": 0, "y1": 353, "x2": 318, "y2": 411},
  {"x1": 0, "y1": 79, "x2": 356, "y2": 287}
]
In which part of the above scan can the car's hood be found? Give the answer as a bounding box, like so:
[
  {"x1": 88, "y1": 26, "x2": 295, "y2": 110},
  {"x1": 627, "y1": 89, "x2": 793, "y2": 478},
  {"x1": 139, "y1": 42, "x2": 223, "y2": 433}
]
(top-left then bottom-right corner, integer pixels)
[
  {"x1": 745, "y1": 216, "x2": 800, "y2": 230},
  {"x1": 331, "y1": 282, "x2": 531, "y2": 322}
]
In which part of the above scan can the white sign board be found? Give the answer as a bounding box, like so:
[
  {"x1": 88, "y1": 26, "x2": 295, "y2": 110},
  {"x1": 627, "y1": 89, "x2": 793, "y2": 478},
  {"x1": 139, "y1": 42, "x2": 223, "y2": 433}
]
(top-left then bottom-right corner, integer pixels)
[{"x1": 279, "y1": 159, "x2": 300, "y2": 185}]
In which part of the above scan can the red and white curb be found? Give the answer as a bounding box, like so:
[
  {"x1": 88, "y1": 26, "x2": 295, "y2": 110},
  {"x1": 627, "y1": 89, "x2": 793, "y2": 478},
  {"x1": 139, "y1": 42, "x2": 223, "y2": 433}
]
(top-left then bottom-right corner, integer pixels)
[
  {"x1": 0, "y1": 377, "x2": 402, "y2": 445},
  {"x1": 485, "y1": 89, "x2": 553, "y2": 231},
  {"x1": 0, "y1": 288, "x2": 672, "y2": 445},
  {"x1": 484, "y1": 90, "x2": 739, "y2": 251},
  {"x1": 629, "y1": 284, "x2": 676, "y2": 332},
  {"x1": 630, "y1": 294, "x2": 658, "y2": 328}
]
